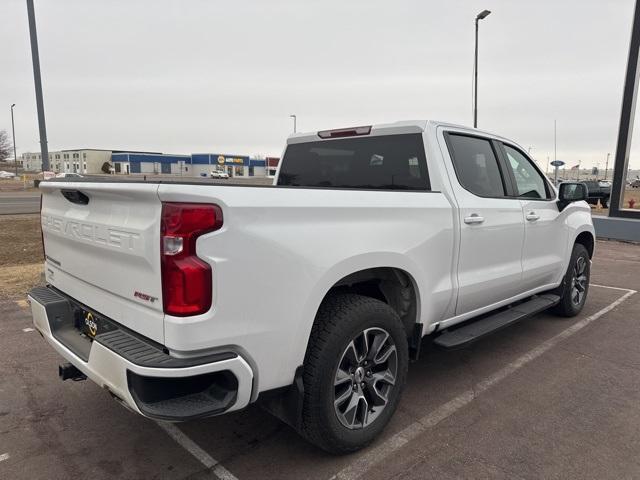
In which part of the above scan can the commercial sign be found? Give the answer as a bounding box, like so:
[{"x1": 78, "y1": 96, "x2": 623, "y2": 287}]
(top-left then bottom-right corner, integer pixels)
[{"x1": 216, "y1": 155, "x2": 245, "y2": 165}]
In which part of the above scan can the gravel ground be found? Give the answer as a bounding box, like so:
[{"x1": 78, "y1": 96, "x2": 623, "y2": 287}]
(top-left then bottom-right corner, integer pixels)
[{"x1": 0, "y1": 214, "x2": 43, "y2": 300}]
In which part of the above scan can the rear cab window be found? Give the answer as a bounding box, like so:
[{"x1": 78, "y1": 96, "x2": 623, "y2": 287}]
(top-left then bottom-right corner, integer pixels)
[{"x1": 277, "y1": 134, "x2": 430, "y2": 190}]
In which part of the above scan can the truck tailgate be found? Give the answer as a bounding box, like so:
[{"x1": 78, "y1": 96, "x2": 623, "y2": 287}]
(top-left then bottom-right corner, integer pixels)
[{"x1": 39, "y1": 181, "x2": 165, "y2": 343}]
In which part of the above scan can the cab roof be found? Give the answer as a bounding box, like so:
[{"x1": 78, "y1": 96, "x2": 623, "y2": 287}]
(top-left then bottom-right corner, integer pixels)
[{"x1": 286, "y1": 120, "x2": 513, "y2": 145}]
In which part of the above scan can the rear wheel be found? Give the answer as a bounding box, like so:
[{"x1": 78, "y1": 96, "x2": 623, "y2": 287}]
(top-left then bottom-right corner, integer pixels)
[
  {"x1": 300, "y1": 293, "x2": 408, "y2": 454},
  {"x1": 552, "y1": 243, "x2": 590, "y2": 317}
]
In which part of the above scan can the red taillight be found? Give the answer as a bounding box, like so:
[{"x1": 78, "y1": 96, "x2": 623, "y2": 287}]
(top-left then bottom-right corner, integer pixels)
[
  {"x1": 317, "y1": 125, "x2": 371, "y2": 139},
  {"x1": 160, "y1": 202, "x2": 223, "y2": 316}
]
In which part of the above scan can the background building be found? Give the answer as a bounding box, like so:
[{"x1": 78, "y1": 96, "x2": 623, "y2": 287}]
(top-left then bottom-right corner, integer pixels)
[
  {"x1": 112, "y1": 153, "x2": 273, "y2": 177},
  {"x1": 266, "y1": 156, "x2": 280, "y2": 177},
  {"x1": 21, "y1": 149, "x2": 160, "y2": 174},
  {"x1": 110, "y1": 153, "x2": 190, "y2": 175},
  {"x1": 22, "y1": 148, "x2": 279, "y2": 178}
]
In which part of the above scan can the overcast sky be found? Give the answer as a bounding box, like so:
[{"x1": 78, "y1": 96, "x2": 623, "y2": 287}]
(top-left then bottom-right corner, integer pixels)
[{"x1": 2, "y1": 0, "x2": 640, "y2": 170}]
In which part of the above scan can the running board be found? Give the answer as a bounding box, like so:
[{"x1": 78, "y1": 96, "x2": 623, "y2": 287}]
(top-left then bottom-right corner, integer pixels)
[{"x1": 434, "y1": 294, "x2": 561, "y2": 349}]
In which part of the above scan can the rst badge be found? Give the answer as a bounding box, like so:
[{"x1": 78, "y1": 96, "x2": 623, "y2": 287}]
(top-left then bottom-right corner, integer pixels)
[{"x1": 134, "y1": 291, "x2": 158, "y2": 304}]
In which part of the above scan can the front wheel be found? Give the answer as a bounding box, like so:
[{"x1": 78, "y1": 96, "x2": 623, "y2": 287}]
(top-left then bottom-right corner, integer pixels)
[
  {"x1": 552, "y1": 243, "x2": 590, "y2": 317},
  {"x1": 300, "y1": 293, "x2": 408, "y2": 454}
]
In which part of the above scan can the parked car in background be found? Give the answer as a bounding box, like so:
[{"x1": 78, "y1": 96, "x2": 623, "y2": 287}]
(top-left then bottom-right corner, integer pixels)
[
  {"x1": 631, "y1": 179, "x2": 640, "y2": 188},
  {"x1": 42, "y1": 171, "x2": 56, "y2": 180},
  {"x1": 55, "y1": 172, "x2": 84, "y2": 179},
  {"x1": 0, "y1": 170, "x2": 16, "y2": 179},
  {"x1": 581, "y1": 180, "x2": 611, "y2": 208},
  {"x1": 210, "y1": 170, "x2": 229, "y2": 179},
  {"x1": 29, "y1": 120, "x2": 594, "y2": 453}
]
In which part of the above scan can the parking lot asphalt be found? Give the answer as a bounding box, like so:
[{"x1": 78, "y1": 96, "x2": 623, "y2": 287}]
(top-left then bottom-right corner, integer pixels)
[{"x1": 0, "y1": 240, "x2": 638, "y2": 480}]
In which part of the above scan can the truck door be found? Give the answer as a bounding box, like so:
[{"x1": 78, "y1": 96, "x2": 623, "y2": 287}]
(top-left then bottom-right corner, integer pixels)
[
  {"x1": 440, "y1": 131, "x2": 525, "y2": 315},
  {"x1": 498, "y1": 143, "x2": 568, "y2": 290}
]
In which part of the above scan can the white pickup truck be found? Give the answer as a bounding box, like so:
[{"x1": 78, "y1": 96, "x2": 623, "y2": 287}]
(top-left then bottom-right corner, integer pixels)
[{"x1": 29, "y1": 120, "x2": 594, "y2": 453}]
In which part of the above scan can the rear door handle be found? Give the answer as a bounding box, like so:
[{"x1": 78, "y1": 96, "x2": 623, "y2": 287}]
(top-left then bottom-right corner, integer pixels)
[
  {"x1": 526, "y1": 212, "x2": 540, "y2": 222},
  {"x1": 464, "y1": 213, "x2": 485, "y2": 225}
]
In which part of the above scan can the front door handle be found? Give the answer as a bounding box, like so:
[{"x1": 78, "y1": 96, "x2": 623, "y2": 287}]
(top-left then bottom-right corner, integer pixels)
[
  {"x1": 464, "y1": 213, "x2": 485, "y2": 225},
  {"x1": 526, "y1": 212, "x2": 540, "y2": 222}
]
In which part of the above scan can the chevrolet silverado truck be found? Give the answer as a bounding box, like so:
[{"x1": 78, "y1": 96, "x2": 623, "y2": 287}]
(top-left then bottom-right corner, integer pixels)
[{"x1": 29, "y1": 120, "x2": 594, "y2": 453}]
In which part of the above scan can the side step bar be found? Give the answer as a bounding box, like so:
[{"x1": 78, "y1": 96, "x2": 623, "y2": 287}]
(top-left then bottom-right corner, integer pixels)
[{"x1": 434, "y1": 294, "x2": 561, "y2": 349}]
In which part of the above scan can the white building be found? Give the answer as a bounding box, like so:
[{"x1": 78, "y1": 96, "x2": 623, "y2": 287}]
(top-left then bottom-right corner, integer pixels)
[{"x1": 21, "y1": 149, "x2": 160, "y2": 174}]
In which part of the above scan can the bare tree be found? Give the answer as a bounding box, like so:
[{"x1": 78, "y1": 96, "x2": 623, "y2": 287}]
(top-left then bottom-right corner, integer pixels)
[{"x1": 0, "y1": 130, "x2": 12, "y2": 162}]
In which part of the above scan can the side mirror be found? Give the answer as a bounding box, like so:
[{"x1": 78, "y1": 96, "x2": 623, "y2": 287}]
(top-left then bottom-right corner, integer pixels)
[{"x1": 557, "y1": 182, "x2": 587, "y2": 211}]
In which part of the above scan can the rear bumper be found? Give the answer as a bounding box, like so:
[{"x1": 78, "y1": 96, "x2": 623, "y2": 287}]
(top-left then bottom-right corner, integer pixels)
[{"x1": 28, "y1": 286, "x2": 254, "y2": 421}]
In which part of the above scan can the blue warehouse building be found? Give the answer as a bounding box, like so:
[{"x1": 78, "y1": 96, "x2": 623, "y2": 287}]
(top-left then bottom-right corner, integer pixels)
[{"x1": 111, "y1": 152, "x2": 268, "y2": 177}]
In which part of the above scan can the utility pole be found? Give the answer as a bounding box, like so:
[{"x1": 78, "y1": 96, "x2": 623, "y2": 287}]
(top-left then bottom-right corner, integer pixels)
[
  {"x1": 554, "y1": 120, "x2": 557, "y2": 166},
  {"x1": 26, "y1": 0, "x2": 49, "y2": 171},
  {"x1": 546, "y1": 156, "x2": 550, "y2": 175},
  {"x1": 604, "y1": 152, "x2": 610, "y2": 181},
  {"x1": 10, "y1": 104, "x2": 18, "y2": 175},
  {"x1": 473, "y1": 10, "x2": 491, "y2": 128}
]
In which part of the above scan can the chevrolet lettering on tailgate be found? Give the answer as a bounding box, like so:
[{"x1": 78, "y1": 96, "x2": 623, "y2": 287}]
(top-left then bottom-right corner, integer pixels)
[{"x1": 41, "y1": 214, "x2": 140, "y2": 251}]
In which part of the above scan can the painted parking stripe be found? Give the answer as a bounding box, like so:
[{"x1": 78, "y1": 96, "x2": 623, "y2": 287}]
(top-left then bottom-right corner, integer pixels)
[
  {"x1": 589, "y1": 283, "x2": 635, "y2": 291},
  {"x1": 332, "y1": 285, "x2": 637, "y2": 480},
  {"x1": 157, "y1": 422, "x2": 239, "y2": 480},
  {"x1": 0, "y1": 453, "x2": 9, "y2": 462}
]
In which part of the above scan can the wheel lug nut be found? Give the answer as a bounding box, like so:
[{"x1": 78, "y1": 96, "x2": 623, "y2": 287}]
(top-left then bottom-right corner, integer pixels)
[{"x1": 366, "y1": 371, "x2": 372, "y2": 377}]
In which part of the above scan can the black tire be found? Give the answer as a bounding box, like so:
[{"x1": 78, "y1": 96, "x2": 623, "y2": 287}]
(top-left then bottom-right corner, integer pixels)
[
  {"x1": 601, "y1": 198, "x2": 609, "y2": 209},
  {"x1": 299, "y1": 293, "x2": 408, "y2": 454},
  {"x1": 551, "y1": 243, "x2": 590, "y2": 317}
]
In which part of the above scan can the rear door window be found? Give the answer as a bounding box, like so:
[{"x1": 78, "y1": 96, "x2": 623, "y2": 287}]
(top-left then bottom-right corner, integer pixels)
[
  {"x1": 277, "y1": 134, "x2": 430, "y2": 190},
  {"x1": 446, "y1": 134, "x2": 506, "y2": 197}
]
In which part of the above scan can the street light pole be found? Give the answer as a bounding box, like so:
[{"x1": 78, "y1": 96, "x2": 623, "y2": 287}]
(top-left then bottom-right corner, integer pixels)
[
  {"x1": 290, "y1": 114, "x2": 297, "y2": 133},
  {"x1": 26, "y1": 0, "x2": 49, "y2": 172},
  {"x1": 10, "y1": 104, "x2": 18, "y2": 176},
  {"x1": 473, "y1": 9, "x2": 491, "y2": 128}
]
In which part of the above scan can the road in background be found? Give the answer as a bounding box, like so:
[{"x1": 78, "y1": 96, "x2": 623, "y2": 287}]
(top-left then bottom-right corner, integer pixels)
[{"x1": 0, "y1": 193, "x2": 40, "y2": 215}]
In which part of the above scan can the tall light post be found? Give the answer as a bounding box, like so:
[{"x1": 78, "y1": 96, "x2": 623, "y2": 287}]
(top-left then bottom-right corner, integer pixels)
[
  {"x1": 10, "y1": 104, "x2": 17, "y2": 175},
  {"x1": 290, "y1": 114, "x2": 297, "y2": 133},
  {"x1": 473, "y1": 9, "x2": 491, "y2": 128},
  {"x1": 26, "y1": 0, "x2": 49, "y2": 172}
]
